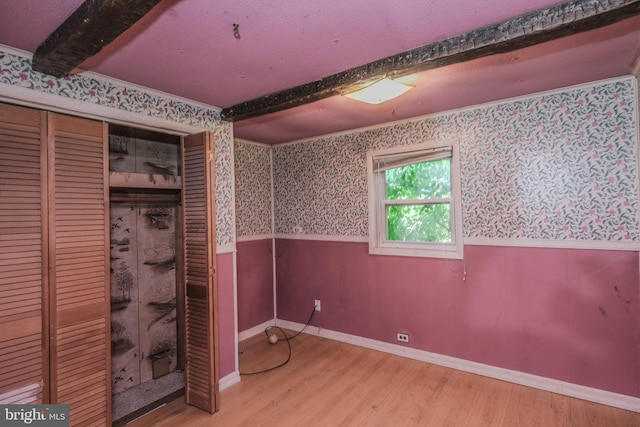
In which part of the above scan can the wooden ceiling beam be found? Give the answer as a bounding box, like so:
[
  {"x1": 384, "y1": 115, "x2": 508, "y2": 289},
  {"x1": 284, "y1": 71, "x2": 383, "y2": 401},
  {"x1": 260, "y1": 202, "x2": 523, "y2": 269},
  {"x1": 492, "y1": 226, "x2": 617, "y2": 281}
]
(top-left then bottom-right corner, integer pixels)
[
  {"x1": 32, "y1": 0, "x2": 163, "y2": 78},
  {"x1": 222, "y1": 0, "x2": 640, "y2": 122}
]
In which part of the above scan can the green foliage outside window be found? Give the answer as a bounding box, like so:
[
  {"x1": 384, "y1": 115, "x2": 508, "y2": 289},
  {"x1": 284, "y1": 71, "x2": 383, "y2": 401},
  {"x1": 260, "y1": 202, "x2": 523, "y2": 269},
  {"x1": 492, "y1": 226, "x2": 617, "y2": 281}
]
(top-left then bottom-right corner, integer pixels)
[{"x1": 384, "y1": 158, "x2": 452, "y2": 243}]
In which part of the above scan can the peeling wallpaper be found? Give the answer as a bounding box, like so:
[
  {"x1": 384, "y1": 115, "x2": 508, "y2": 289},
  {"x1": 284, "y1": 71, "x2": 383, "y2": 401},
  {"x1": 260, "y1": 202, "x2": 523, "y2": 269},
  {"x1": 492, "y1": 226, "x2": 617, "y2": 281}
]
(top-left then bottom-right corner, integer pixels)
[
  {"x1": 0, "y1": 48, "x2": 234, "y2": 247},
  {"x1": 234, "y1": 141, "x2": 273, "y2": 237},
  {"x1": 273, "y1": 78, "x2": 639, "y2": 245}
]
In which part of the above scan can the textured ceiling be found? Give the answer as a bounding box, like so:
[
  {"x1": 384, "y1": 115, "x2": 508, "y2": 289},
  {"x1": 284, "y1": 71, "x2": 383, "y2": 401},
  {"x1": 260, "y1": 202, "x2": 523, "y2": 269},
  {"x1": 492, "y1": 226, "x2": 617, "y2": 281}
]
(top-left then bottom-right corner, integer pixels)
[{"x1": 0, "y1": 0, "x2": 639, "y2": 144}]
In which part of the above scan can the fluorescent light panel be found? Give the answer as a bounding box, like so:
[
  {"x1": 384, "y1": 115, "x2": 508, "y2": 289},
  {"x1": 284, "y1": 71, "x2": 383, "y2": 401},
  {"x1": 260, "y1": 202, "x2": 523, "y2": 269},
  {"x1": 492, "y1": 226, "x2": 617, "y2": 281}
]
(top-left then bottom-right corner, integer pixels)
[{"x1": 345, "y1": 78, "x2": 413, "y2": 104}]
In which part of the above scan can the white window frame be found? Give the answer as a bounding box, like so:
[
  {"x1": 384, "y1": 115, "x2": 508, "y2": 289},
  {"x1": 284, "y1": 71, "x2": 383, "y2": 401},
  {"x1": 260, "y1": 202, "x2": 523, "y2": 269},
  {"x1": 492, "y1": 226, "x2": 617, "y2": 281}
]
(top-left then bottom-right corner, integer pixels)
[{"x1": 367, "y1": 139, "x2": 463, "y2": 259}]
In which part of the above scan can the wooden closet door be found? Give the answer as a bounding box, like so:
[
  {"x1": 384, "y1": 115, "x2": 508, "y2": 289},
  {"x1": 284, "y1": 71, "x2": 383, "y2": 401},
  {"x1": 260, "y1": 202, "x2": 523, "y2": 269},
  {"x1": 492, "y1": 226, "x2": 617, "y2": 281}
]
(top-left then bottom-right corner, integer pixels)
[
  {"x1": 182, "y1": 132, "x2": 219, "y2": 413},
  {"x1": 48, "y1": 113, "x2": 110, "y2": 426},
  {"x1": 0, "y1": 103, "x2": 48, "y2": 404}
]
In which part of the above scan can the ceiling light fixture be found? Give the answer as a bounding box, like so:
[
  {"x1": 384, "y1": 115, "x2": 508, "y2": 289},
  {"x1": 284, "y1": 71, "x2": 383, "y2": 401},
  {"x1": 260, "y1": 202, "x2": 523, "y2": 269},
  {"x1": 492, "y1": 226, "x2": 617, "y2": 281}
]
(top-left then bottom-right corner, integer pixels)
[{"x1": 344, "y1": 78, "x2": 414, "y2": 104}]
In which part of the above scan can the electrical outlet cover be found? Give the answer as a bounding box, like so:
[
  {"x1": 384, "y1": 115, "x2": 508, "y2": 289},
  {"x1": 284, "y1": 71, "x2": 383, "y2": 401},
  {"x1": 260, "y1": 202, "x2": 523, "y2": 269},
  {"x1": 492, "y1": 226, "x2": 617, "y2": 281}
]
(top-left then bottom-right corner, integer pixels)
[{"x1": 396, "y1": 333, "x2": 409, "y2": 343}]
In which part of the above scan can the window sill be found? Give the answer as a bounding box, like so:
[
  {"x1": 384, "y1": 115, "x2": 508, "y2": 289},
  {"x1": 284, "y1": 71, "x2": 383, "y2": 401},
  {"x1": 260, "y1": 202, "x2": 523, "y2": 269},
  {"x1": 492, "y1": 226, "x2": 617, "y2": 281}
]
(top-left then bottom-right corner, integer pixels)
[{"x1": 369, "y1": 243, "x2": 463, "y2": 259}]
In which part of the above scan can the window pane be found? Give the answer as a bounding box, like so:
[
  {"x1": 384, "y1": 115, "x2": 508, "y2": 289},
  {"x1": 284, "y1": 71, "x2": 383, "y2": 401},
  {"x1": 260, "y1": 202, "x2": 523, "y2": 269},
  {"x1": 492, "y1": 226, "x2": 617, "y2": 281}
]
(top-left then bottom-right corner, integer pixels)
[
  {"x1": 385, "y1": 158, "x2": 451, "y2": 200},
  {"x1": 386, "y1": 204, "x2": 451, "y2": 243}
]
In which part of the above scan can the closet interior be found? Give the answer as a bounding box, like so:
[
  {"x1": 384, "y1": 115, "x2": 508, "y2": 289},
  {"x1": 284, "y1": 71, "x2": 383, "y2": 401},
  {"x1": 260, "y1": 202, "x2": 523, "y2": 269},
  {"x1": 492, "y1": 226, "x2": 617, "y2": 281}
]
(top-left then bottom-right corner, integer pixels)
[
  {"x1": 0, "y1": 102, "x2": 219, "y2": 427},
  {"x1": 108, "y1": 124, "x2": 184, "y2": 425}
]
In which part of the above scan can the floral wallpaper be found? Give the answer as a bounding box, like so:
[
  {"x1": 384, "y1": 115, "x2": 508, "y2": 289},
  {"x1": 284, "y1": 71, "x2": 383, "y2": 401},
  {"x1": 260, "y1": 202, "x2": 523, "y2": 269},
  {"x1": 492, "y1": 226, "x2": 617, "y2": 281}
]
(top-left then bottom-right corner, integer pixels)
[
  {"x1": 234, "y1": 140, "x2": 273, "y2": 237},
  {"x1": 0, "y1": 50, "x2": 221, "y2": 127},
  {"x1": 0, "y1": 48, "x2": 234, "y2": 247},
  {"x1": 213, "y1": 122, "x2": 235, "y2": 247},
  {"x1": 273, "y1": 78, "x2": 639, "y2": 244}
]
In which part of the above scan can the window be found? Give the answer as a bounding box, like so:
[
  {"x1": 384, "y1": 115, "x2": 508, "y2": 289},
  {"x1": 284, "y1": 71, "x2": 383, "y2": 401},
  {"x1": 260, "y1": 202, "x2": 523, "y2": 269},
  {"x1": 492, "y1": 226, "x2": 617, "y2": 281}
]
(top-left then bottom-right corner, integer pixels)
[{"x1": 367, "y1": 140, "x2": 463, "y2": 258}]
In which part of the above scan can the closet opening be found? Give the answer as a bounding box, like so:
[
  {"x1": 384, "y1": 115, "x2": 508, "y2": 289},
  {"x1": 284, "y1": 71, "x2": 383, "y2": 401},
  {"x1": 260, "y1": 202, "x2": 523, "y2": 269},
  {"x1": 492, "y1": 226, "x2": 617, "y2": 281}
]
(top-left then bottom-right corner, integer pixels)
[{"x1": 108, "y1": 124, "x2": 184, "y2": 425}]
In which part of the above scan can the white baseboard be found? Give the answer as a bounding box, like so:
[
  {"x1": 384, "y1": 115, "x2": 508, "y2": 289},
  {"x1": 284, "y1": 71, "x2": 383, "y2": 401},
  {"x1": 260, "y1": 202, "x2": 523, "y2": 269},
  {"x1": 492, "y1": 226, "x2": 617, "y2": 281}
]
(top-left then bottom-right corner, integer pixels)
[
  {"x1": 219, "y1": 371, "x2": 241, "y2": 391},
  {"x1": 238, "y1": 320, "x2": 275, "y2": 342},
  {"x1": 276, "y1": 319, "x2": 640, "y2": 413},
  {"x1": 221, "y1": 320, "x2": 276, "y2": 392}
]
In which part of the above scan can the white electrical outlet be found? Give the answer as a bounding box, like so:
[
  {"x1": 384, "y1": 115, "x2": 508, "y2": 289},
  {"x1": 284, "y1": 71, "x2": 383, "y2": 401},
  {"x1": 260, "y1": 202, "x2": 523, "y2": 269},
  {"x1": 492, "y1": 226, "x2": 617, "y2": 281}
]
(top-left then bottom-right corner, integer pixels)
[
  {"x1": 396, "y1": 332, "x2": 409, "y2": 343},
  {"x1": 314, "y1": 299, "x2": 321, "y2": 311}
]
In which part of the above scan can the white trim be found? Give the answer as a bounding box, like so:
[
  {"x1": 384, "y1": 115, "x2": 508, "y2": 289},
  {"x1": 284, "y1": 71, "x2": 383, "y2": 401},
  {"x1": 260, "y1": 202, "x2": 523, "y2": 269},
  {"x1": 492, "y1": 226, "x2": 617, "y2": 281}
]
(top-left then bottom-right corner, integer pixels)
[
  {"x1": 632, "y1": 56, "x2": 640, "y2": 78},
  {"x1": 81, "y1": 72, "x2": 221, "y2": 115},
  {"x1": 219, "y1": 371, "x2": 241, "y2": 391},
  {"x1": 270, "y1": 235, "x2": 640, "y2": 251},
  {"x1": 0, "y1": 82, "x2": 203, "y2": 135},
  {"x1": 276, "y1": 319, "x2": 640, "y2": 413},
  {"x1": 0, "y1": 44, "x2": 221, "y2": 114},
  {"x1": 367, "y1": 139, "x2": 464, "y2": 260},
  {"x1": 237, "y1": 234, "x2": 274, "y2": 242},
  {"x1": 274, "y1": 75, "x2": 636, "y2": 147},
  {"x1": 238, "y1": 320, "x2": 274, "y2": 342},
  {"x1": 0, "y1": 44, "x2": 31, "y2": 58},
  {"x1": 274, "y1": 234, "x2": 368, "y2": 243},
  {"x1": 270, "y1": 148, "x2": 277, "y2": 320},
  {"x1": 231, "y1": 250, "x2": 239, "y2": 379},
  {"x1": 0, "y1": 44, "x2": 223, "y2": 136},
  {"x1": 464, "y1": 237, "x2": 640, "y2": 251},
  {"x1": 216, "y1": 243, "x2": 236, "y2": 254},
  {"x1": 228, "y1": 134, "x2": 240, "y2": 375}
]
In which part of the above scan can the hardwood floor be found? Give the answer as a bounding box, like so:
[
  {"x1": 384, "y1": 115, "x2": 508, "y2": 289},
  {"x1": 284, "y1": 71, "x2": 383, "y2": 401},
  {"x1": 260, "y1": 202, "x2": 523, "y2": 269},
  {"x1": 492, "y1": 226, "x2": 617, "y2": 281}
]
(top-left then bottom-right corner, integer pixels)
[{"x1": 128, "y1": 331, "x2": 640, "y2": 426}]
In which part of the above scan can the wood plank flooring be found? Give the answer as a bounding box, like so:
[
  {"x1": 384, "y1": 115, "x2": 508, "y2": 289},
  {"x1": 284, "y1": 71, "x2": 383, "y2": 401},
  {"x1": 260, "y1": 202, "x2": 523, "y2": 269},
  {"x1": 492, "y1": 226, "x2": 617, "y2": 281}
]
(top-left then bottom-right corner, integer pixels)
[{"x1": 128, "y1": 331, "x2": 640, "y2": 426}]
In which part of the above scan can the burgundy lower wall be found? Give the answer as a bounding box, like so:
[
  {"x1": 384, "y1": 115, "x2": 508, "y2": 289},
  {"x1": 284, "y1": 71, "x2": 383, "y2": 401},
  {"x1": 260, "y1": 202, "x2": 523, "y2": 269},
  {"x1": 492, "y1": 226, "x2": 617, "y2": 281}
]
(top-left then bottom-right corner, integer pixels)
[
  {"x1": 237, "y1": 239, "x2": 274, "y2": 332},
  {"x1": 275, "y1": 239, "x2": 640, "y2": 397},
  {"x1": 217, "y1": 252, "x2": 236, "y2": 377}
]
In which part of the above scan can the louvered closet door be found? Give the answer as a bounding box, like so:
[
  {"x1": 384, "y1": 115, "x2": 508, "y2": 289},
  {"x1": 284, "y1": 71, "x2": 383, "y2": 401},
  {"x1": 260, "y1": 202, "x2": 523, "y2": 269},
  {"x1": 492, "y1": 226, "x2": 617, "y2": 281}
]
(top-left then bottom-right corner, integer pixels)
[
  {"x1": 182, "y1": 132, "x2": 219, "y2": 413},
  {"x1": 48, "y1": 113, "x2": 110, "y2": 426},
  {"x1": 0, "y1": 103, "x2": 48, "y2": 404}
]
